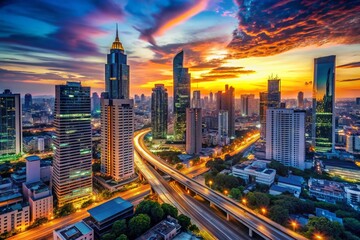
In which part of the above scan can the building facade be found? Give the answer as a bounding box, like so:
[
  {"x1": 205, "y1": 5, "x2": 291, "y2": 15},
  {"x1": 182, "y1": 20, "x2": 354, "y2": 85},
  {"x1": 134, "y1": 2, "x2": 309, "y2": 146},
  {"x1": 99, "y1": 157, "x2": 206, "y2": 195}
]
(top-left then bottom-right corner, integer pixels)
[
  {"x1": 24, "y1": 93, "x2": 32, "y2": 112},
  {"x1": 266, "y1": 109, "x2": 305, "y2": 170},
  {"x1": 101, "y1": 26, "x2": 135, "y2": 182},
  {"x1": 53, "y1": 220, "x2": 94, "y2": 240},
  {"x1": 0, "y1": 89, "x2": 22, "y2": 156},
  {"x1": 186, "y1": 108, "x2": 202, "y2": 155},
  {"x1": 0, "y1": 203, "x2": 30, "y2": 234},
  {"x1": 53, "y1": 82, "x2": 92, "y2": 207},
  {"x1": 216, "y1": 85, "x2": 235, "y2": 138},
  {"x1": 312, "y1": 55, "x2": 336, "y2": 153},
  {"x1": 173, "y1": 50, "x2": 191, "y2": 141},
  {"x1": 297, "y1": 91, "x2": 304, "y2": 109},
  {"x1": 240, "y1": 94, "x2": 256, "y2": 116},
  {"x1": 259, "y1": 92, "x2": 268, "y2": 138},
  {"x1": 151, "y1": 84, "x2": 168, "y2": 139},
  {"x1": 218, "y1": 110, "x2": 229, "y2": 146}
]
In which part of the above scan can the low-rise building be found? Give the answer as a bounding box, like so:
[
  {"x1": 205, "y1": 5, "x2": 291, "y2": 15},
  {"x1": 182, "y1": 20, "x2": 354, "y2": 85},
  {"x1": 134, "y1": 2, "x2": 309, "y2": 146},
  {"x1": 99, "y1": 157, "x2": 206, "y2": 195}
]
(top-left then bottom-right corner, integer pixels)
[
  {"x1": 269, "y1": 185, "x2": 296, "y2": 196},
  {"x1": 308, "y1": 178, "x2": 345, "y2": 203},
  {"x1": 0, "y1": 177, "x2": 22, "y2": 207},
  {"x1": 0, "y1": 202, "x2": 30, "y2": 234},
  {"x1": 232, "y1": 161, "x2": 276, "y2": 186},
  {"x1": 22, "y1": 181, "x2": 53, "y2": 222},
  {"x1": 277, "y1": 175, "x2": 304, "y2": 197},
  {"x1": 345, "y1": 186, "x2": 360, "y2": 211},
  {"x1": 315, "y1": 208, "x2": 343, "y2": 225},
  {"x1": 137, "y1": 216, "x2": 181, "y2": 240},
  {"x1": 53, "y1": 220, "x2": 94, "y2": 240},
  {"x1": 85, "y1": 197, "x2": 133, "y2": 237}
]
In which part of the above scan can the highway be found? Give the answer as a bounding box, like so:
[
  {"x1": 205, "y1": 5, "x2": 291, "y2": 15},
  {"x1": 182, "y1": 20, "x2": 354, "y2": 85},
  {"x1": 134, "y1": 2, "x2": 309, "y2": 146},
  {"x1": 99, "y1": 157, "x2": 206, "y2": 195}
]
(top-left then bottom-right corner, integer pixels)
[
  {"x1": 135, "y1": 150, "x2": 253, "y2": 240},
  {"x1": 134, "y1": 129, "x2": 308, "y2": 240},
  {"x1": 10, "y1": 185, "x2": 150, "y2": 240}
]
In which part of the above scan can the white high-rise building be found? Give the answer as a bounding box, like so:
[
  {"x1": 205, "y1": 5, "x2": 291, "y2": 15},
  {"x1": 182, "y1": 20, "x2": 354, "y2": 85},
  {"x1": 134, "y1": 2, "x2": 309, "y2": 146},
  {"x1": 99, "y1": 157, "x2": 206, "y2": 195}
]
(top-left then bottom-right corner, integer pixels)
[
  {"x1": 218, "y1": 110, "x2": 229, "y2": 146},
  {"x1": 266, "y1": 108, "x2": 305, "y2": 170},
  {"x1": 186, "y1": 108, "x2": 202, "y2": 155},
  {"x1": 192, "y1": 90, "x2": 201, "y2": 108},
  {"x1": 101, "y1": 99, "x2": 134, "y2": 181}
]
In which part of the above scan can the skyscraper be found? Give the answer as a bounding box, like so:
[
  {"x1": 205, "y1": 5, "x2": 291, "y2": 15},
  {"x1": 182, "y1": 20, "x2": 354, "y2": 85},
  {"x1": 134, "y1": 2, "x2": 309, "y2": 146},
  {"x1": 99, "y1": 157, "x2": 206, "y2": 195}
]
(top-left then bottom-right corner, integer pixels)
[
  {"x1": 53, "y1": 82, "x2": 92, "y2": 207},
  {"x1": 24, "y1": 93, "x2": 32, "y2": 112},
  {"x1": 101, "y1": 25, "x2": 135, "y2": 181},
  {"x1": 240, "y1": 94, "x2": 256, "y2": 116},
  {"x1": 151, "y1": 84, "x2": 168, "y2": 139},
  {"x1": 186, "y1": 108, "x2": 202, "y2": 155},
  {"x1": 266, "y1": 109, "x2": 305, "y2": 170},
  {"x1": 216, "y1": 85, "x2": 235, "y2": 138},
  {"x1": 218, "y1": 110, "x2": 229, "y2": 145},
  {"x1": 192, "y1": 90, "x2": 201, "y2": 108},
  {"x1": 259, "y1": 92, "x2": 268, "y2": 138},
  {"x1": 209, "y1": 92, "x2": 213, "y2": 104},
  {"x1": 0, "y1": 89, "x2": 22, "y2": 157},
  {"x1": 297, "y1": 91, "x2": 304, "y2": 109},
  {"x1": 91, "y1": 92, "x2": 100, "y2": 115},
  {"x1": 312, "y1": 55, "x2": 336, "y2": 153},
  {"x1": 173, "y1": 50, "x2": 191, "y2": 141},
  {"x1": 267, "y1": 76, "x2": 281, "y2": 108}
]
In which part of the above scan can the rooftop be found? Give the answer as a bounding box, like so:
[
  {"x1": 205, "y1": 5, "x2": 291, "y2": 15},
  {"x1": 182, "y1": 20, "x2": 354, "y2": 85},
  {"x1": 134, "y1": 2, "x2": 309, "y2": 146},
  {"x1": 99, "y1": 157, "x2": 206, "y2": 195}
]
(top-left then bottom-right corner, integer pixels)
[
  {"x1": 56, "y1": 220, "x2": 93, "y2": 240},
  {"x1": 88, "y1": 197, "x2": 133, "y2": 223},
  {"x1": 26, "y1": 155, "x2": 41, "y2": 162},
  {"x1": 0, "y1": 202, "x2": 28, "y2": 215},
  {"x1": 278, "y1": 175, "x2": 304, "y2": 187},
  {"x1": 270, "y1": 185, "x2": 295, "y2": 194},
  {"x1": 24, "y1": 181, "x2": 50, "y2": 195}
]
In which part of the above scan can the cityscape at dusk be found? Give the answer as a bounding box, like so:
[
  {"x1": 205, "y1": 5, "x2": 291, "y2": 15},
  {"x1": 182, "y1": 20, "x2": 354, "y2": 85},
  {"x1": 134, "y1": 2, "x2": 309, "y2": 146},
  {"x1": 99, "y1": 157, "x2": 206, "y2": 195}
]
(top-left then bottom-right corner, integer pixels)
[{"x1": 0, "y1": 1, "x2": 360, "y2": 240}]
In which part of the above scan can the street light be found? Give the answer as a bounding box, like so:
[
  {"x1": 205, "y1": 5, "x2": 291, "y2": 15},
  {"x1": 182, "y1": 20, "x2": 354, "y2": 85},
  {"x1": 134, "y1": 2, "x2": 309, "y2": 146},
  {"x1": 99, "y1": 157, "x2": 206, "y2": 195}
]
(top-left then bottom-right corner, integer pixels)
[
  {"x1": 209, "y1": 180, "x2": 213, "y2": 188},
  {"x1": 242, "y1": 198, "x2": 247, "y2": 205},
  {"x1": 291, "y1": 220, "x2": 297, "y2": 231},
  {"x1": 261, "y1": 207, "x2": 267, "y2": 215},
  {"x1": 314, "y1": 234, "x2": 323, "y2": 240},
  {"x1": 224, "y1": 190, "x2": 228, "y2": 195}
]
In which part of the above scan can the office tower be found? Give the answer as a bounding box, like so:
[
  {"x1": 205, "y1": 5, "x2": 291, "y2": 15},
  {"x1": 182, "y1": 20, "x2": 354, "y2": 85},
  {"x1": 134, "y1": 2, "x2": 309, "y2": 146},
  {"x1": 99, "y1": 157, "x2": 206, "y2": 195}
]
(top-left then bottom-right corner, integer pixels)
[
  {"x1": 216, "y1": 85, "x2": 235, "y2": 138},
  {"x1": 141, "y1": 94, "x2": 146, "y2": 102},
  {"x1": 186, "y1": 108, "x2": 202, "y2": 154},
  {"x1": 267, "y1": 76, "x2": 281, "y2": 108},
  {"x1": 209, "y1": 92, "x2": 213, "y2": 104},
  {"x1": 312, "y1": 55, "x2": 336, "y2": 153},
  {"x1": 259, "y1": 92, "x2": 268, "y2": 138},
  {"x1": 92, "y1": 92, "x2": 100, "y2": 115},
  {"x1": 24, "y1": 93, "x2": 32, "y2": 112},
  {"x1": 151, "y1": 84, "x2": 168, "y2": 139},
  {"x1": 266, "y1": 109, "x2": 305, "y2": 170},
  {"x1": 192, "y1": 90, "x2": 201, "y2": 108},
  {"x1": 297, "y1": 91, "x2": 304, "y2": 109},
  {"x1": 218, "y1": 110, "x2": 229, "y2": 145},
  {"x1": 0, "y1": 89, "x2": 22, "y2": 156},
  {"x1": 101, "y1": 26, "x2": 135, "y2": 181},
  {"x1": 173, "y1": 50, "x2": 191, "y2": 141},
  {"x1": 53, "y1": 82, "x2": 92, "y2": 207},
  {"x1": 240, "y1": 94, "x2": 255, "y2": 116},
  {"x1": 346, "y1": 133, "x2": 360, "y2": 155},
  {"x1": 356, "y1": 98, "x2": 360, "y2": 105}
]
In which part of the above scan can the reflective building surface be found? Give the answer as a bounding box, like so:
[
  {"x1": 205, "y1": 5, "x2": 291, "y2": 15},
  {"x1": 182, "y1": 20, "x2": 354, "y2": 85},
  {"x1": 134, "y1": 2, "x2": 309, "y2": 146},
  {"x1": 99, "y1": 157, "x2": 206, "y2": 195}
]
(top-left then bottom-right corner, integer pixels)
[
  {"x1": 312, "y1": 55, "x2": 336, "y2": 153},
  {"x1": 53, "y1": 82, "x2": 92, "y2": 207},
  {"x1": 173, "y1": 50, "x2": 190, "y2": 141},
  {"x1": 151, "y1": 84, "x2": 168, "y2": 139}
]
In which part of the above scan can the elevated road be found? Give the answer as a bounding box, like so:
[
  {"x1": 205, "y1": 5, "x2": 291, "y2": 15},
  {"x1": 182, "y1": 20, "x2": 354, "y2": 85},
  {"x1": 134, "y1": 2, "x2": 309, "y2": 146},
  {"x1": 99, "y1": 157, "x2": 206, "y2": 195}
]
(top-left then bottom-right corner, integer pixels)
[{"x1": 134, "y1": 129, "x2": 307, "y2": 240}]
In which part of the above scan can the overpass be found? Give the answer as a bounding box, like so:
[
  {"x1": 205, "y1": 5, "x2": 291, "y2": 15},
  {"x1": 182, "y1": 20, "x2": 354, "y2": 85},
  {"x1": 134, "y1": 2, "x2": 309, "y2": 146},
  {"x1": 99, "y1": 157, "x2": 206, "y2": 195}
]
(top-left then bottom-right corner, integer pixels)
[{"x1": 134, "y1": 129, "x2": 308, "y2": 240}]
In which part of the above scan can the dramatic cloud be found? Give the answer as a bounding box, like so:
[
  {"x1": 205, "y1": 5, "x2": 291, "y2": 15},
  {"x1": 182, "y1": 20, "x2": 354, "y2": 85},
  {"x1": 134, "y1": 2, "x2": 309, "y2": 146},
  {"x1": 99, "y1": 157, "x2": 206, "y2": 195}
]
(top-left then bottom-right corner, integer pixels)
[
  {"x1": 337, "y1": 62, "x2": 360, "y2": 69},
  {"x1": 0, "y1": 0, "x2": 124, "y2": 56},
  {"x1": 194, "y1": 66, "x2": 255, "y2": 83},
  {"x1": 130, "y1": 0, "x2": 209, "y2": 45},
  {"x1": 228, "y1": 0, "x2": 360, "y2": 58},
  {"x1": 338, "y1": 78, "x2": 360, "y2": 82}
]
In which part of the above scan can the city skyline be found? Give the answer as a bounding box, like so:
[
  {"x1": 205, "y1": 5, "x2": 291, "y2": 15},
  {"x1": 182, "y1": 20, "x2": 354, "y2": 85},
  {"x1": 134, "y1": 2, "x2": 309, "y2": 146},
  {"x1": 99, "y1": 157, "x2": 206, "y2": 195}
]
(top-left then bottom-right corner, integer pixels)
[{"x1": 1, "y1": 0, "x2": 360, "y2": 98}]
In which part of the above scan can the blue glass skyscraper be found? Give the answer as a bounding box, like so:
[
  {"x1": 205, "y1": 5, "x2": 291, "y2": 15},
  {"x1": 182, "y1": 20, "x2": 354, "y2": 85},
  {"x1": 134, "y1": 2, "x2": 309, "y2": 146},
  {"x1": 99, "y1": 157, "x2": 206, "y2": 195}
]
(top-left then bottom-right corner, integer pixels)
[
  {"x1": 312, "y1": 55, "x2": 336, "y2": 153},
  {"x1": 173, "y1": 50, "x2": 190, "y2": 141}
]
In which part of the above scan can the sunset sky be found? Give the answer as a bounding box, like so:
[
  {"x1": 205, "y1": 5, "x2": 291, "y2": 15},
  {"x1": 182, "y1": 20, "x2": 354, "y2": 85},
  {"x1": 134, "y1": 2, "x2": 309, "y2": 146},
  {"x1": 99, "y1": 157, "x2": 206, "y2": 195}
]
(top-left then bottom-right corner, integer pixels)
[{"x1": 0, "y1": 0, "x2": 359, "y2": 99}]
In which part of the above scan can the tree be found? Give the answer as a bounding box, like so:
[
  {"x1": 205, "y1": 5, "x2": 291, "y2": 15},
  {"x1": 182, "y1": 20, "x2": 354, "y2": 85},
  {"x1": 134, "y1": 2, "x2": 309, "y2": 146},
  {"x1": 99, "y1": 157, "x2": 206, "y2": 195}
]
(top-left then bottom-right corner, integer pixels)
[
  {"x1": 254, "y1": 192, "x2": 270, "y2": 208},
  {"x1": 151, "y1": 205, "x2": 164, "y2": 223},
  {"x1": 246, "y1": 192, "x2": 257, "y2": 208},
  {"x1": 189, "y1": 224, "x2": 200, "y2": 233},
  {"x1": 161, "y1": 203, "x2": 178, "y2": 218},
  {"x1": 269, "y1": 205, "x2": 289, "y2": 225},
  {"x1": 136, "y1": 200, "x2": 164, "y2": 224},
  {"x1": 305, "y1": 217, "x2": 344, "y2": 239},
  {"x1": 230, "y1": 188, "x2": 242, "y2": 200},
  {"x1": 128, "y1": 214, "x2": 151, "y2": 238},
  {"x1": 344, "y1": 218, "x2": 360, "y2": 235},
  {"x1": 112, "y1": 219, "x2": 127, "y2": 237},
  {"x1": 269, "y1": 160, "x2": 288, "y2": 176},
  {"x1": 102, "y1": 233, "x2": 116, "y2": 240},
  {"x1": 81, "y1": 199, "x2": 93, "y2": 209},
  {"x1": 213, "y1": 174, "x2": 240, "y2": 192},
  {"x1": 101, "y1": 190, "x2": 113, "y2": 200},
  {"x1": 57, "y1": 203, "x2": 75, "y2": 217},
  {"x1": 177, "y1": 214, "x2": 191, "y2": 230},
  {"x1": 116, "y1": 234, "x2": 128, "y2": 240}
]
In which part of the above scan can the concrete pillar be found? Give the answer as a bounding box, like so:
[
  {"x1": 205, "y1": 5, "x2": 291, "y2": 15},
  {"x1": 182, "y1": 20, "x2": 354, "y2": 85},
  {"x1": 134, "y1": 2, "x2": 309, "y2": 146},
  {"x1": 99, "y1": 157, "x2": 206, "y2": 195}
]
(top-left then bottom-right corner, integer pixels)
[
  {"x1": 226, "y1": 212, "x2": 230, "y2": 221},
  {"x1": 249, "y1": 229, "x2": 253, "y2": 237}
]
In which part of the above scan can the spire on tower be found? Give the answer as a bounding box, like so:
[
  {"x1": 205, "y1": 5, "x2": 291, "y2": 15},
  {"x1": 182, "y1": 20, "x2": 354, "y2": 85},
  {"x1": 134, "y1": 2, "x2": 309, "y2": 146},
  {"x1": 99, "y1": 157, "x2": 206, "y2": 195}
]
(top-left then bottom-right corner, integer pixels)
[{"x1": 111, "y1": 23, "x2": 124, "y2": 51}]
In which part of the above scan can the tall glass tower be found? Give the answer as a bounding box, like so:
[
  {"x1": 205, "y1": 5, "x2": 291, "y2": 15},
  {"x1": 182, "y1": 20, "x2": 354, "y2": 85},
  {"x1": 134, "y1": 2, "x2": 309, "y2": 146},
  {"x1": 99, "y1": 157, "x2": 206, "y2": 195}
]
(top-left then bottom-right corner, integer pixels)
[
  {"x1": 151, "y1": 84, "x2": 168, "y2": 139},
  {"x1": 53, "y1": 82, "x2": 92, "y2": 207},
  {"x1": 312, "y1": 55, "x2": 336, "y2": 153},
  {"x1": 173, "y1": 50, "x2": 190, "y2": 141},
  {"x1": 0, "y1": 89, "x2": 22, "y2": 157},
  {"x1": 101, "y1": 25, "x2": 135, "y2": 181}
]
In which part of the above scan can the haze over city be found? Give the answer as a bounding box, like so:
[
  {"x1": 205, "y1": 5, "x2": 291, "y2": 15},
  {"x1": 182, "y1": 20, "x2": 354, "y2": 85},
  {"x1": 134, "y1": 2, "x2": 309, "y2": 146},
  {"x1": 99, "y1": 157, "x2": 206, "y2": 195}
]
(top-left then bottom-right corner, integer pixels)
[{"x1": 1, "y1": 0, "x2": 360, "y2": 98}]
